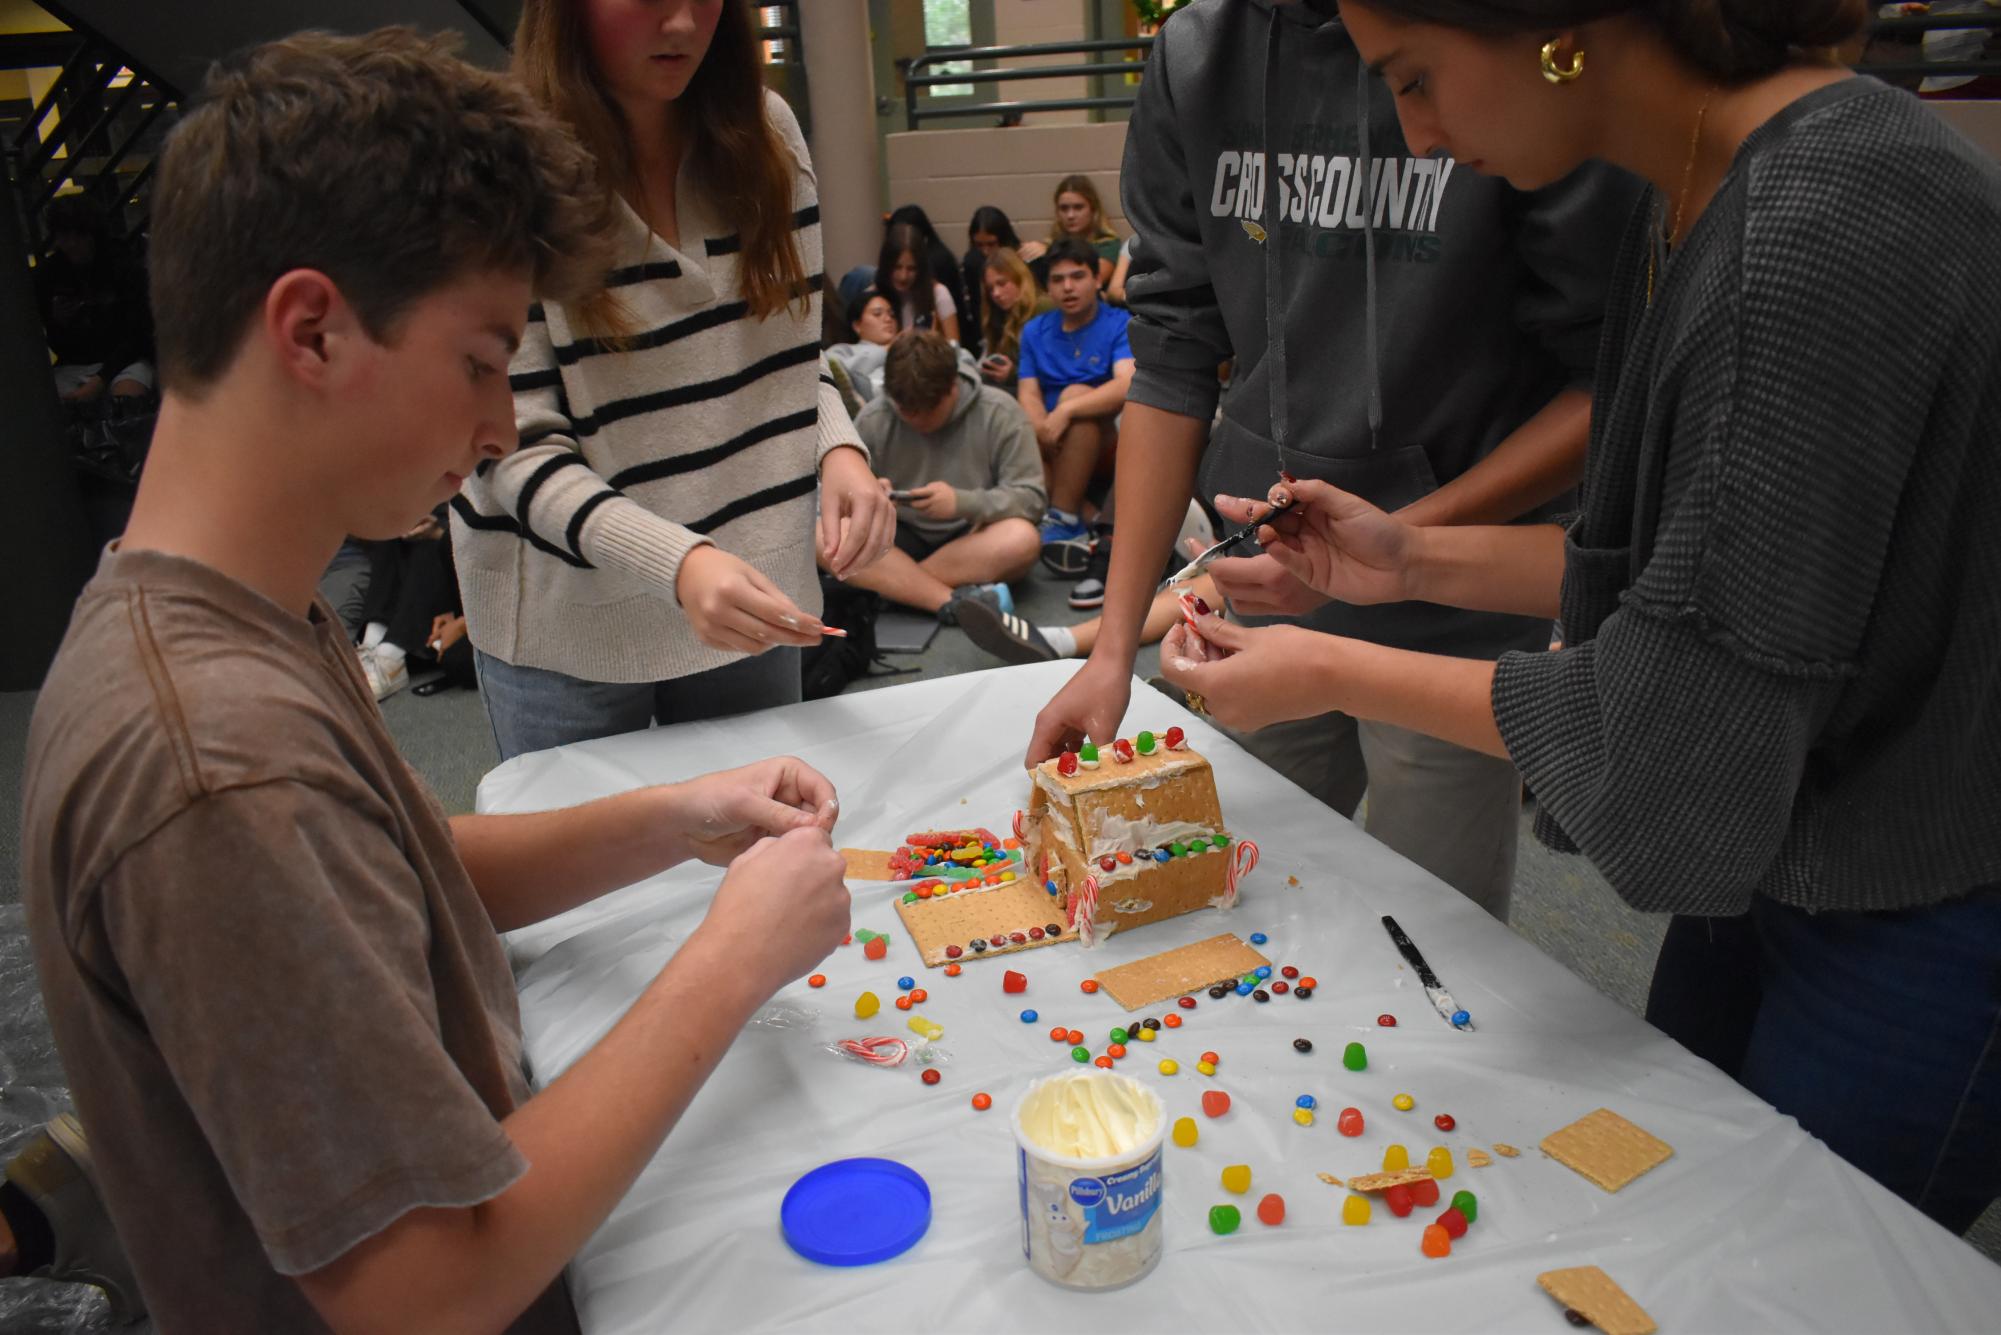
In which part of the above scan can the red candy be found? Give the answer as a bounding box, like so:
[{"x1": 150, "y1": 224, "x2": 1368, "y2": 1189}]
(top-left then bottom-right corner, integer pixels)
[
  {"x1": 1410, "y1": 1179, "x2": 1441, "y2": 1208},
  {"x1": 863, "y1": 937, "x2": 887, "y2": 961},
  {"x1": 944, "y1": 944, "x2": 962, "y2": 959},
  {"x1": 1271, "y1": 981, "x2": 1290, "y2": 995},
  {"x1": 1378, "y1": 1013, "x2": 1397, "y2": 1027},
  {"x1": 1257, "y1": 1193, "x2": 1286, "y2": 1226},
  {"x1": 1164, "y1": 726, "x2": 1185, "y2": 749},
  {"x1": 1112, "y1": 739, "x2": 1136, "y2": 763},
  {"x1": 1280, "y1": 966, "x2": 1299, "y2": 979},
  {"x1": 1177, "y1": 996, "x2": 1197, "y2": 1009},
  {"x1": 1003, "y1": 970, "x2": 1027, "y2": 994},
  {"x1": 989, "y1": 934, "x2": 1007, "y2": 948},
  {"x1": 1009, "y1": 932, "x2": 1027, "y2": 944},
  {"x1": 1202, "y1": 1090, "x2": 1231, "y2": 1118},
  {"x1": 1028, "y1": 927, "x2": 1045, "y2": 941},
  {"x1": 1437, "y1": 1206, "x2": 1469, "y2": 1239},
  {"x1": 1098, "y1": 856, "x2": 1117, "y2": 872},
  {"x1": 921, "y1": 1068, "x2": 941, "y2": 1085},
  {"x1": 1080, "y1": 979, "x2": 1100, "y2": 994},
  {"x1": 1337, "y1": 1107, "x2": 1364, "y2": 1136},
  {"x1": 1058, "y1": 751, "x2": 1079, "y2": 776},
  {"x1": 1384, "y1": 1184, "x2": 1415, "y2": 1218},
  {"x1": 1107, "y1": 1043, "x2": 1127, "y2": 1058},
  {"x1": 1434, "y1": 1113, "x2": 1456, "y2": 1132}
]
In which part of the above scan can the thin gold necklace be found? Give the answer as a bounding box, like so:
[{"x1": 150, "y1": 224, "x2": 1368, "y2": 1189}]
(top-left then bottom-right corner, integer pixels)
[{"x1": 1648, "y1": 91, "x2": 1714, "y2": 306}]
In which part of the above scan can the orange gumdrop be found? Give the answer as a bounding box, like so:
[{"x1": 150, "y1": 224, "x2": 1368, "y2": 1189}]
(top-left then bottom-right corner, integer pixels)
[
  {"x1": 1421, "y1": 1223, "x2": 1452, "y2": 1258},
  {"x1": 863, "y1": 937, "x2": 887, "y2": 961},
  {"x1": 1202, "y1": 1090, "x2": 1231, "y2": 1118},
  {"x1": 1257, "y1": 1193, "x2": 1286, "y2": 1226}
]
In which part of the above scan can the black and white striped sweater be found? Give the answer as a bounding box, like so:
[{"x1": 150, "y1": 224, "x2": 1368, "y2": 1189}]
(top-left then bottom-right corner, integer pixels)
[{"x1": 452, "y1": 90, "x2": 862, "y2": 684}]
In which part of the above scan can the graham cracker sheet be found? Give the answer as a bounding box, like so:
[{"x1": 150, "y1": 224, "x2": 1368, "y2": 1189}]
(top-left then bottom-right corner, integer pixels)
[
  {"x1": 1541, "y1": 1109, "x2": 1674, "y2": 1193},
  {"x1": 1090, "y1": 932, "x2": 1270, "y2": 1011},
  {"x1": 894, "y1": 880, "x2": 1076, "y2": 968},
  {"x1": 1537, "y1": 1266, "x2": 1657, "y2": 1335},
  {"x1": 840, "y1": 848, "x2": 899, "y2": 882},
  {"x1": 1344, "y1": 1167, "x2": 1435, "y2": 1194}
]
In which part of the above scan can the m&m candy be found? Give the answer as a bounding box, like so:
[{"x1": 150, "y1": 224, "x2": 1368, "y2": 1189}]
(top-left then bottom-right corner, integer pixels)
[
  {"x1": 921, "y1": 1068, "x2": 941, "y2": 1085},
  {"x1": 807, "y1": 974, "x2": 825, "y2": 988},
  {"x1": 971, "y1": 1092, "x2": 992, "y2": 1111},
  {"x1": 1435, "y1": 1113, "x2": 1457, "y2": 1132}
]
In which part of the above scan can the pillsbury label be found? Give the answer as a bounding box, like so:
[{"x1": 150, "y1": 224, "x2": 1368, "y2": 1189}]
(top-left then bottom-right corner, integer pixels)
[{"x1": 1076, "y1": 1150, "x2": 1162, "y2": 1244}]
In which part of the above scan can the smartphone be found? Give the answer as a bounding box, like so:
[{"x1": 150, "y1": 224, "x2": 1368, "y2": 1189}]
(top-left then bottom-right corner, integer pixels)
[
  {"x1": 980, "y1": 354, "x2": 1010, "y2": 371},
  {"x1": 888, "y1": 489, "x2": 920, "y2": 502}
]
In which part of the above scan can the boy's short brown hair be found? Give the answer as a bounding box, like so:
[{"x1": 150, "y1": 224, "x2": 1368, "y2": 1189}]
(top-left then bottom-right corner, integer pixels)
[
  {"x1": 883, "y1": 329, "x2": 960, "y2": 413},
  {"x1": 147, "y1": 27, "x2": 612, "y2": 394}
]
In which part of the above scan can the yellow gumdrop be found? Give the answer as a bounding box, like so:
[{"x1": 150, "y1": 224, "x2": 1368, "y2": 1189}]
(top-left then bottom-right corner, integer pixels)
[
  {"x1": 1196, "y1": 1060, "x2": 1218, "y2": 1076},
  {"x1": 855, "y1": 991, "x2": 879, "y2": 1019},
  {"x1": 1221, "y1": 1164, "x2": 1252, "y2": 1194},
  {"x1": 1172, "y1": 1116, "x2": 1199, "y2": 1148},
  {"x1": 1392, "y1": 1093, "x2": 1416, "y2": 1112},
  {"x1": 1342, "y1": 1194, "x2": 1372, "y2": 1226},
  {"x1": 907, "y1": 1015, "x2": 943, "y2": 1040},
  {"x1": 1427, "y1": 1147, "x2": 1456, "y2": 1181},
  {"x1": 1382, "y1": 1143, "x2": 1410, "y2": 1172},
  {"x1": 1159, "y1": 1059, "x2": 1179, "y2": 1076},
  {"x1": 1293, "y1": 1107, "x2": 1314, "y2": 1127}
]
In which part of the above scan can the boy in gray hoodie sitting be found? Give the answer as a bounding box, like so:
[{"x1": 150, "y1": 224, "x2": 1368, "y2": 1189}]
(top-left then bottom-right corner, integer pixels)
[{"x1": 841, "y1": 330, "x2": 1046, "y2": 623}]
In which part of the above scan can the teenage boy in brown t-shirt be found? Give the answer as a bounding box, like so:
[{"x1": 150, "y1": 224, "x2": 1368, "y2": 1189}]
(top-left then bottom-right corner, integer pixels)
[{"x1": 13, "y1": 30, "x2": 853, "y2": 1333}]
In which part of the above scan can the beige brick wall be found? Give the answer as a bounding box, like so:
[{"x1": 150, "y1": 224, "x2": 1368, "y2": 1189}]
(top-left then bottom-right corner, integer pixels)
[{"x1": 884, "y1": 120, "x2": 1131, "y2": 252}]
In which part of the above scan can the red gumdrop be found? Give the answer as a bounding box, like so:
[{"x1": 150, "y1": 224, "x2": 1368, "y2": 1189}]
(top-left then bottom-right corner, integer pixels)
[
  {"x1": 1164, "y1": 726, "x2": 1186, "y2": 749},
  {"x1": 863, "y1": 937, "x2": 887, "y2": 960},
  {"x1": 1202, "y1": 1090, "x2": 1231, "y2": 1118},
  {"x1": 1410, "y1": 1178, "x2": 1441, "y2": 1208},
  {"x1": 1384, "y1": 1184, "x2": 1415, "y2": 1218},
  {"x1": 1257, "y1": 1193, "x2": 1286, "y2": 1226},
  {"x1": 1003, "y1": 970, "x2": 1027, "y2": 994},
  {"x1": 1058, "y1": 751, "x2": 1079, "y2": 776},
  {"x1": 1337, "y1": 1107, "x2": 1364, "y2": 1136},
  {"x1": 1113, "y1": 739, "x2": 1136, "y2": 763},
  {"x1": 1437, "y1": 1206, "x2": 1469, "y2": 1239}
]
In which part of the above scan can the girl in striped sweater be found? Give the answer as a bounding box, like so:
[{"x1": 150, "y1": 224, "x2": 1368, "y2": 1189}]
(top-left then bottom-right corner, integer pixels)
[{"x1": 453, "y1": 0, "x2": 894, "y2": 759}]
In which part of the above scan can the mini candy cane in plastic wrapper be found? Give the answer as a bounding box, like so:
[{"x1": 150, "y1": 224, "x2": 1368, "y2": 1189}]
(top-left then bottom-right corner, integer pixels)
[
  {"x1": 1222, "y1": 839, "x2": 1259, "y2": 910},
  {"x1": 827, "y1": 1036, "x2": 910, "y2": 1068}
]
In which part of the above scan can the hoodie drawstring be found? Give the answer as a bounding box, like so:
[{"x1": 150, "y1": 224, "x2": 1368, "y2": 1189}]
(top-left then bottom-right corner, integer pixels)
[
  {"x1": 1261, "y1": 14, "x2": 1291, "y2": 476},
  {"x1": 1357, "y1": 58, "x2": 1383, "y2": 452}
]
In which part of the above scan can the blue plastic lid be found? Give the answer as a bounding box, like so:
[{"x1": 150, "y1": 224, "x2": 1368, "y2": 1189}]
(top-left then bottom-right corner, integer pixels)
[{"x1": 781, "y1": 1157, "x2": 931, "y2": 1266}]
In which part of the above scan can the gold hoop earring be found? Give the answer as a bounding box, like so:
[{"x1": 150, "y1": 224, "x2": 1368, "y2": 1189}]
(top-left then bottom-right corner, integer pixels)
[{"x1": 1540, "y1": 40, "x2": 1585, "y2": 84}]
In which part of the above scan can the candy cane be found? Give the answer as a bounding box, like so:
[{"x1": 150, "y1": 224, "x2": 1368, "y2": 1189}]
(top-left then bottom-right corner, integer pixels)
[
  {"x1": 1075, "y1": 875, "x2": 1101, "y2": 949},
  {"x1": 1224, "y1": 839, "x2": 1259, "y2": 910},
  {"x1": 1012, "y1": 809, "x2": 1026, "y2": 842},
  {"x1": 834, "y1": 1036, "x2": 910, "y2": 1067}
]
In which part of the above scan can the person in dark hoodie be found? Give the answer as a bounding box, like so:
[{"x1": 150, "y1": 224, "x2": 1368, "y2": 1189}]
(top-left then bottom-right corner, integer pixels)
[
  {"x1": 842, "y1": 330, "x2": 1046, "y2": 623},
  {"x1": 1026, "y1": 0, "x2": 1644, "y2": 920}
]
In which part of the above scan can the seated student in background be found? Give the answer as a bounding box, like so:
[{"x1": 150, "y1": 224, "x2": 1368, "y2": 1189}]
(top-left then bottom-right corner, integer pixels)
[
  {"x1": 887, "y1": 204, "x2": 973, "y2": 355},
  {"x1": 837, "y1": 330, "x2": 1044, "y2": 625},
  {"x1": 35, "y1": 194, "x2": 154, "y2": 403},
  {"x1": 978, "y1": 246, "x2": 1054, "y2": 392},
  {"x1": 962, "y1": 205, "x2": 1023, "y2": 353},
  {"x1": 878, "y1": 221, "x2": 959, "y2": 344},
  {"x1": 1018, "y1": 174, "x2": 1120, "y2": 285},
  {"x1": 13, "y1": 31, "x2": 852, "y2": 1332},
  {"x1": 960, "y1": 535, "x2": 1221, "y2": 666},
  {"x1": 826, "y1": 285, "x2": 979, "y2": 407},
  {"x1": 1016, "y1": 238, "x2": 1134, "y2": 546}
]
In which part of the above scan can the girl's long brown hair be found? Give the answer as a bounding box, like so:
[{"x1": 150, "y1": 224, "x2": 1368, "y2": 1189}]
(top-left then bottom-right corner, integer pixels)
[
  {"x1": 981, "y1": 247, "x2": 1044, "y2": 359},
  {"x1": 1046, "y1": 173, "x2": 1118, "y2": 247},
  {"x1": 512, "y1": 0, "x2": 808, "y2": 331}
]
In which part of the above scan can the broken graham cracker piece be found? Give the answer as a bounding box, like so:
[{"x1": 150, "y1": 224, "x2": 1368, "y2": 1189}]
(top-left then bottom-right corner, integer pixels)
[
  {"x1": 840, "y1": 848, "x2": 899, "y2": 881},
  {"x1": 1537, "y1": 1267, "x2": 1657, "y2": 1335},
  {"x1": 1344, "y1": 1167, "x2": 1434, "y2": 1193},
  {"x1": 1091, "y1": 933, "x2": 1270, "y2": 1011},
  {"x1": 1467, "y1": 1148, "x2": 1493, "y2": 1168},
  {"x1": 1492, "y1": 1142, "x2": 1520, "y2": 1158},
  {"x1": 1541, "y1": 1109, "x2": 1674, "y2": 1193},
  {"x1": 1316, "y1": 1172, "x2": 1344, "y2": 1187}
]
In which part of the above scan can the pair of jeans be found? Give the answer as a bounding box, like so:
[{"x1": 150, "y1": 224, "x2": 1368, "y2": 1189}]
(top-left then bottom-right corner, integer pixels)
[
  {"x1": 475, "y1": 647, "x2": 803, "y2": 762},
  {"x1": 1646, "y1": 890, "x2": 2001, "y2": 1233}
]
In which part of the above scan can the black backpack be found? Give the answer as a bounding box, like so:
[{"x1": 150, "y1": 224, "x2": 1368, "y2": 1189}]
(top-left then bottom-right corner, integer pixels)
[{"x1": 800, "y1": 575, "x2": 916, "y2": 699}]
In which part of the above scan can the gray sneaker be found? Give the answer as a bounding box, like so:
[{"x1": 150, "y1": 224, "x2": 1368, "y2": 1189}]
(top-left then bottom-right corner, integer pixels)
[
  {"x1": 957, "y1": 598, "x2": 1062, "y2": 665},
  {"x1": 6, "y1": 1114, "x2": 145, "y2": 1324}
]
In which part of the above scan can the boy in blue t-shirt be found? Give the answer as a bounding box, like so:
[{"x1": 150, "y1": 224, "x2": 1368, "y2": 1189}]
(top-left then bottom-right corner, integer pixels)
[{"x1": 1016, "y1": 239, "x2": 1135, "y2": 543}]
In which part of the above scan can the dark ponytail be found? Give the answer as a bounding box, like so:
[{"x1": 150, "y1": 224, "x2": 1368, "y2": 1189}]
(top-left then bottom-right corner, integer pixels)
[{"x1": 1357, "y1": 0, "x2": 1868, "y2": 83}]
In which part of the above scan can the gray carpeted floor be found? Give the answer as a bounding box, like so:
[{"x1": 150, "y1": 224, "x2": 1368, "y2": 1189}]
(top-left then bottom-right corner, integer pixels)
[{"x1": 0, "y1": 563, "x2": 1992, "y2": 1326}]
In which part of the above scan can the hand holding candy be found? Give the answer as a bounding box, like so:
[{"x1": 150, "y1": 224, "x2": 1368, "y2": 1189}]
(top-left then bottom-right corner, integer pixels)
[
  {"x1": 1213, "y1": 480, "x2": 1417, "y2": 609},
  {"x1": 1160, "y1": 616, "x2": 1329, "y2": 734}
]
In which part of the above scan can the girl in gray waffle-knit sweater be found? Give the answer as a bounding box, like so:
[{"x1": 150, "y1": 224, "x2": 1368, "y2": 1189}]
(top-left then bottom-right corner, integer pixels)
[{"x1": 1159, "y1": 0, "x2": 2001, "y2": 1233}]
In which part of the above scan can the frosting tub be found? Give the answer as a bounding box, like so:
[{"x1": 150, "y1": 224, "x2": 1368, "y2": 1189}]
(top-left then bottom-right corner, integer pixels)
[{"x1": 1011, "y1": 1070, "x2": 1166, "y2": 1290}]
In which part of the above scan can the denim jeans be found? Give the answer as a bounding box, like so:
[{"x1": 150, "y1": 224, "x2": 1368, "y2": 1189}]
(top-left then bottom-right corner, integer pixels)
[
  {"x1": 475, "y1": 648, "x2": 802, "y2": 763},
  {"x1": 1646, "y1": 890, "x2": 2001, "y2": 1233}
]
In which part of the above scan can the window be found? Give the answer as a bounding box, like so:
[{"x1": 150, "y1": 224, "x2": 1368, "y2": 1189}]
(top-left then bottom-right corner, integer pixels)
[{"x1": 923, "y1": 0, "x2": 974, "y2": 97}]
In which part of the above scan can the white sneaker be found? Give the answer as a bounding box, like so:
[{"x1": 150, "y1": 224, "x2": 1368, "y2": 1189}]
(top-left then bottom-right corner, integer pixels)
[{"x1": 358, "y1": 645, "x2": 408, "y2": 700}]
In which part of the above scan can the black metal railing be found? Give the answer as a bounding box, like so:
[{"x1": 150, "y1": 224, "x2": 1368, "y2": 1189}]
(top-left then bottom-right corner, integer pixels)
[
  {"x1": 904, "y1": 37, "x2": 1153, "y2": 128},
  {"x1": 896, "y1": 17, "x2": 2001, "y2": 132},
  {"x1": 5, "y1": 31, "x2": 175, "y2": 250}
]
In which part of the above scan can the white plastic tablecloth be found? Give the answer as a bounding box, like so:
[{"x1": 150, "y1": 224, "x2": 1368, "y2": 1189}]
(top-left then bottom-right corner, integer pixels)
[{"x1": 481, "y1": 661, "x2": 2001, "y2": 1334}]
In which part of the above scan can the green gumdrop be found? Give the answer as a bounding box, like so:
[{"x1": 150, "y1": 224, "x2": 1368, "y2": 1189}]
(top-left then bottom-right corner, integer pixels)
[
  {"x1": 1110, "y1": 1027, "x2": 1130, "y2": 1045},
  {"x1": 1208, "y1": 1204, "x2": 1242, "y2": 1235},
  {"x1": 1343, "y1": 1041, "x2": 1368, "y2": 1072},
  {"x1": 1136, "y1": 730, "x2": 1156, "y2": 753},
  {"x1": 1451, "y1": 1190, "x2": 1477, "y2": 1223},
  {"x1": 853, "y1": 929, "x2": 877, "y2": 943},
  {"x1": 1079, "y1": 741, "x2": 1099, "y2": 762}
]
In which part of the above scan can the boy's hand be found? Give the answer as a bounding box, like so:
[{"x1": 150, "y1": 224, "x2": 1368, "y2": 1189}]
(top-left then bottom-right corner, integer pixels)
[
  {"x1": 696, "y1": 826, "x2": 851, "y2": 985},
  {"x1": 818, "y1": 445, "x2": 897, "y2": 579},
  {"x1": 674, "y1": 758, "x2": 840, "y2": 866},
  {"x1": 675, "y1": 546, "x2": 827, "y2": 653},
  {"x1": 905, "y1": 481, "x2": 958, "y2": 521}
]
